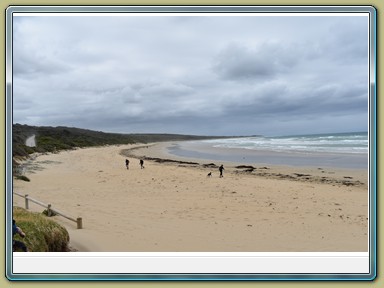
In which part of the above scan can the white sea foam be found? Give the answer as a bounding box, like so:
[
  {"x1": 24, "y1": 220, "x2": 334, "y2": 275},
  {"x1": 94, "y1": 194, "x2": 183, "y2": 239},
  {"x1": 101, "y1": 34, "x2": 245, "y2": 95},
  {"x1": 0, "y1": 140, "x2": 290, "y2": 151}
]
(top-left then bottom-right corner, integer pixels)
[{"x1": 202, "y1": 132, "x2": 368, "y2": 154}]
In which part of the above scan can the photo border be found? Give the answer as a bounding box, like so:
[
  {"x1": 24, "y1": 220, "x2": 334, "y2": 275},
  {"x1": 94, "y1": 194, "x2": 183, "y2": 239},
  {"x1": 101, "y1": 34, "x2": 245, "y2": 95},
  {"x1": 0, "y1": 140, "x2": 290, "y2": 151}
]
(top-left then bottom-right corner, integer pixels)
[{"x1": 4, "y1": 4, "x2": 377, "y2": 282}]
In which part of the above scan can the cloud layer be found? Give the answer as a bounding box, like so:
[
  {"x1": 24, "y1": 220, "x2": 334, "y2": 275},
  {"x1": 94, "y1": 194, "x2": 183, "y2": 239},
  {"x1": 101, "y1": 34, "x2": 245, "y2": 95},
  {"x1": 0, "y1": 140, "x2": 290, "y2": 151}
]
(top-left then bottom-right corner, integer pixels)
[{"x1": 12, "y1": 14, "x2": 369, "y2": 136}]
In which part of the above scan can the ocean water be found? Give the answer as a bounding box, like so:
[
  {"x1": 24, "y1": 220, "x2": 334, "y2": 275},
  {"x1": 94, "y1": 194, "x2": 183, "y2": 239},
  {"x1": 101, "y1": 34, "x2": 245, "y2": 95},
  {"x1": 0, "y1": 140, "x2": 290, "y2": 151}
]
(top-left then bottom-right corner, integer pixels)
[
  {"x1": 203, "y1": 132, "x2": 368, "y2": 155},
  {"x1": 167, "y1": 132, "x2": 369, "y2": 169}
]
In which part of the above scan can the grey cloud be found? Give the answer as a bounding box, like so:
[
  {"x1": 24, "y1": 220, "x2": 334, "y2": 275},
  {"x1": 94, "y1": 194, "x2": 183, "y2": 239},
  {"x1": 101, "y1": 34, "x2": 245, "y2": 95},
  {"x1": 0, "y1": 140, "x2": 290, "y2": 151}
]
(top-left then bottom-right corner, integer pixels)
[
  {"x1": 217, "y1": 79, "x2": 367, "y2": 124},
  {"x1": 13, "y1": 48, "x2": 71, "y2": 76},
  {"x1": 326, "y1": 19, "x2": 369, "y2": 63},
  {"x1": 137, "y1": 82, "x2": 194, "y2": 99},
  {"x1": 212, "y1": 42, "x2": 300, "y2": 81},
  {"x1": 11, "y1": 14, "x2": 370, "y2": 136}
]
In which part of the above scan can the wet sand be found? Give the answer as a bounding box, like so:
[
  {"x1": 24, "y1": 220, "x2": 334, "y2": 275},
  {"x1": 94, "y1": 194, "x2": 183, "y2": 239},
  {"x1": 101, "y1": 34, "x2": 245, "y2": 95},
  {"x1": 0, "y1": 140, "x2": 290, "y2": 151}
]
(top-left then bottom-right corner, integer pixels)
[
  {"x1": 12, "y1": 143, "x2": 369, "y2": 252},
  {"x1": 161, "y1": 140, "x2": 368, "y2": 169}
]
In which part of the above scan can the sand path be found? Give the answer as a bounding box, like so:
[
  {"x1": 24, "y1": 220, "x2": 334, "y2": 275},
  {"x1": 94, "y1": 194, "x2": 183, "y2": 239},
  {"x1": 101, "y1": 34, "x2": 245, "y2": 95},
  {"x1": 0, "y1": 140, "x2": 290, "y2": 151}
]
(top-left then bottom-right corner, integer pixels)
[{"x1": 25, "y1": 135, "x2": 36, "y2": 147}]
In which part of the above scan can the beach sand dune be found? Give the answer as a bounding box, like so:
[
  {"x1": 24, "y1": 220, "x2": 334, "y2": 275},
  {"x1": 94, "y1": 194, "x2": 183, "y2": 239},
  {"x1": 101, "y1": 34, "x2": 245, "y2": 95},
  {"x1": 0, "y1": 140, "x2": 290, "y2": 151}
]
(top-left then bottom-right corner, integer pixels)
[{"x1": 13, "y1": 144, "x2": 368, "y2": 252}]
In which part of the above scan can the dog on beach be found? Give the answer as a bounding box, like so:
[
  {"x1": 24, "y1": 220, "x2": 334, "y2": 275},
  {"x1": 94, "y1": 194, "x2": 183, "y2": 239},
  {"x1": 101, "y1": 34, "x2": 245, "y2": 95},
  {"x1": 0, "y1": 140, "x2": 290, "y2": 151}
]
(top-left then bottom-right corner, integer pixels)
[{"x1": 207, "y1": 172, "x2": 212, "y2": 177}]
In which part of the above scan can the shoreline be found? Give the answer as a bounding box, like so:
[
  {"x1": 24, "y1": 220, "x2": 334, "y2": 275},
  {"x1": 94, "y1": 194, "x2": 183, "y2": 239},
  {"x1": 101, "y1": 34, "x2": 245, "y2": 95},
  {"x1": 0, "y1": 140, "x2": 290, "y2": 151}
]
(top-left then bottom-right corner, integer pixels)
[
  {"x1": 121, "y1": 142, "x2": 368, "y2": 187},
  {"x1": 13, "y1": 143, "x2": 369, "y2": 252},
  {"x1": 159, "y1": 140, "x2": 368, "y2": 169}
]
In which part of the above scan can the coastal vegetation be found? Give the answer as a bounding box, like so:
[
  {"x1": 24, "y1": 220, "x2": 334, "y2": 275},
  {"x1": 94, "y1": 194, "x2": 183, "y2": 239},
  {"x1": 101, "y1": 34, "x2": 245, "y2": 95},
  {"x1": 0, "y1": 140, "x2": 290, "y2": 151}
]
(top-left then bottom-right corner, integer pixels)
[
  {"x1": 13, "y1": 207, "x2": 70, "y2": 252},
  {"x1": 13, "y1": 123, "x2": 230, "y2": 157},
  {"x1": 12, "y1": 123, "x2": 234, "y2": 174}
]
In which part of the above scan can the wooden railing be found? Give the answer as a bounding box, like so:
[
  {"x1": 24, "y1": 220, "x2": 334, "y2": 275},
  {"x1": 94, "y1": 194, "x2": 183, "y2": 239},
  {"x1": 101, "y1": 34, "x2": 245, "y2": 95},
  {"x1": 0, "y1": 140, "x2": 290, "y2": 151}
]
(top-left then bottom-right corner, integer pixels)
[{"x1": 13, "y1": 192, "x2": 83, "y2": 229}]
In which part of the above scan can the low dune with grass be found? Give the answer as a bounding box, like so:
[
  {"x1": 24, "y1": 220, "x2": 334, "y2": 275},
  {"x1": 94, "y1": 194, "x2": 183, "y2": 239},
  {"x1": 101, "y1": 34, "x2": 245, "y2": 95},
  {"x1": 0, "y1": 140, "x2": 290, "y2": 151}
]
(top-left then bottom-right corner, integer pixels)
[{"x1": 13, "y1": 207, "x2": 70, "y2": 252}]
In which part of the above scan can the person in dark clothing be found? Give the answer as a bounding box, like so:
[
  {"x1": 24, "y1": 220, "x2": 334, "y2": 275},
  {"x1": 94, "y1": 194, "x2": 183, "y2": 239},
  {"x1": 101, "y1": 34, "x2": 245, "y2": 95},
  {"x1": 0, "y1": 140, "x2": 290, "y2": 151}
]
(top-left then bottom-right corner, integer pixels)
[
  {"x1": 219, "y1": 164, "x2": 224, "y2": 178},
  {"x1": 140, "y1": 159, "x2": 144, "y2": 169},
  {"x1": 12, "y1": 219, "x2": 28, "y2": 252},
  {"x1": 125, "y1": 159, "x2": 130, "y2": 170}
]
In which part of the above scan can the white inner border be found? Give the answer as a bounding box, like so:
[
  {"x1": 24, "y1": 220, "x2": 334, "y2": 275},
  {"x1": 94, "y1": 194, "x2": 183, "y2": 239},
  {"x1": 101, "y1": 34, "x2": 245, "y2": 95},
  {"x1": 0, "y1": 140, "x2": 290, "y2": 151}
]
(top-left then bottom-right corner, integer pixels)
[
  {"x1": 14, "y1": 12, "x2": 369, "y2": 17},
  {"x1": 13, "y1": 252, "x2": 370, "y2": 274}
]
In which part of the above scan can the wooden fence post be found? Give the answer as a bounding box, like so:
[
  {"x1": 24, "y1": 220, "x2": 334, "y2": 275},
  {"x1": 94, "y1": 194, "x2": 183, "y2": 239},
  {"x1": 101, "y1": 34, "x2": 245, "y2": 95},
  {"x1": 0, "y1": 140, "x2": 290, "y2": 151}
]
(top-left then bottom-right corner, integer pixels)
[
  {"x1": 14, "y1": 192, "x2": 83, "y2": 229},
  {"x1": 77, "y1": 217, "x2": 83, "y2": 229},
  {"x1": 47, "y1": 204, "x2": 52, "y2": 217},
  {"x1": 25, "y1": 194, "x2": 29, "y2": 210}
]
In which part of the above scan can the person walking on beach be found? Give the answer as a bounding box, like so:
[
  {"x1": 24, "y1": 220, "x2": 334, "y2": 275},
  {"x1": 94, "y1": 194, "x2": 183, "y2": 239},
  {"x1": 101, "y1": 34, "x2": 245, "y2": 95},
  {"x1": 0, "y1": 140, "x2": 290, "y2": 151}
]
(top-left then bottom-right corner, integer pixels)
[
  {"x1": 13, "y1": 219, "x2": 28, "y2": 252},
  {"x1": 140, "y1": 159, "x2": 144, "y2": 169},
  {"x1": 219, "y1": 164, "x2": 224, "y2": 178},
  {"x1": 125, "y1": 159, "x2": 130, "y2": 170}
]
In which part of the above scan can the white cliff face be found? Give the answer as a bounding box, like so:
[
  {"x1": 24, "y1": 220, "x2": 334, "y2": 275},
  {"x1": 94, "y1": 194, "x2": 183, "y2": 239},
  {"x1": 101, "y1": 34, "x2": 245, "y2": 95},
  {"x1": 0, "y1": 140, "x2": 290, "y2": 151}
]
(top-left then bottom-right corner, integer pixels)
[{"x1": 25, "y1": 135, "x2": 36, "y2": 147}]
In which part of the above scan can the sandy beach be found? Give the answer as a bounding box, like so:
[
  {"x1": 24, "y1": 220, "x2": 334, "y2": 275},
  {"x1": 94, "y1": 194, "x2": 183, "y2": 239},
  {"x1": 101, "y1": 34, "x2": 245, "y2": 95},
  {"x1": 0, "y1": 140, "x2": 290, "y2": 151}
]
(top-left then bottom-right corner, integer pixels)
[{"x1": 12, "y1": 143, "x2": 369, "y2": 252}]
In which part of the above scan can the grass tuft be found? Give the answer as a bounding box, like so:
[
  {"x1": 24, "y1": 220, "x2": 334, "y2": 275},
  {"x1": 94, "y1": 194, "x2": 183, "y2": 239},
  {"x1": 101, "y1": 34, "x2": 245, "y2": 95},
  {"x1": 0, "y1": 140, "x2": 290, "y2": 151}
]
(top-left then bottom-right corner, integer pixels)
[{"x1": 13, "y1": 206, "x2": 70, "y2": 252}]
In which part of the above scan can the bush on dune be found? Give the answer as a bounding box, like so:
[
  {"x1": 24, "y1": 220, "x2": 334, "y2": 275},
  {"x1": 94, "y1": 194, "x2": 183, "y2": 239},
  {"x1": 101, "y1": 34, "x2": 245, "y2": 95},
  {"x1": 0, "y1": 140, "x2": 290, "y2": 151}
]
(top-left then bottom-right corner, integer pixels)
[{"x1": 13, "y1": 207, "x2": 70, "y2": 252}]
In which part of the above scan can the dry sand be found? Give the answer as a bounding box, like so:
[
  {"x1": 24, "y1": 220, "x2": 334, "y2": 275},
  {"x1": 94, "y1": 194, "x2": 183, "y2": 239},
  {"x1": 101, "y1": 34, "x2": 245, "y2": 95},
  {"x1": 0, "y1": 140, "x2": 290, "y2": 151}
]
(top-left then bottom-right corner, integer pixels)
[{"x1": 12, "y1": 143, "x2": 369, "y2": 252}]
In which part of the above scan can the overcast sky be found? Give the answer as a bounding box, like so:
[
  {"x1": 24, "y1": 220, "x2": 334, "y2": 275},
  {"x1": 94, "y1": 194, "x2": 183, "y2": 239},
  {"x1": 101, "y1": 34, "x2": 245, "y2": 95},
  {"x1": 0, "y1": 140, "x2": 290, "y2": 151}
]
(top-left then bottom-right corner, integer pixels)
[{"x1": 12, "y1": 13, "x2": 369, "y2": 136}]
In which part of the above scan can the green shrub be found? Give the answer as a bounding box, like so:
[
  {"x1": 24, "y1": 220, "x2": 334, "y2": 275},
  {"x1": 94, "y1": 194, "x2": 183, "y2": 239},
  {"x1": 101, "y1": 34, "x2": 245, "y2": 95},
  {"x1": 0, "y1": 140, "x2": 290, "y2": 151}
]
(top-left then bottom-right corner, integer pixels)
[
  {"x1": 13, "y1": 207, "x2": 70, "y2": 252},
  {"x1": 42, "y1": 209, "x2": 58, "y2": 217}
]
